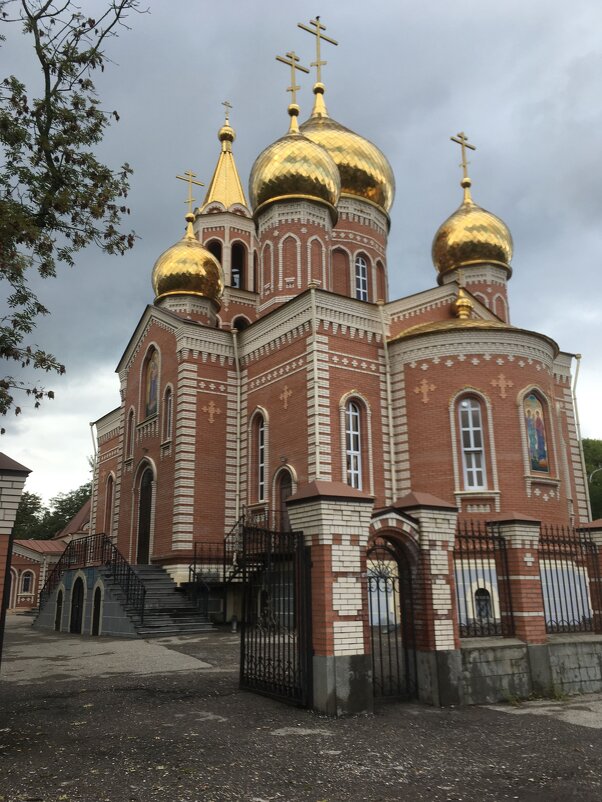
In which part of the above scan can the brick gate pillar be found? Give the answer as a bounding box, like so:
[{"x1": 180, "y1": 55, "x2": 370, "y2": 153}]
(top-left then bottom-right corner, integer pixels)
[
  {"x1": 487, "y1": 514, "x2": 546, "y2": 644},
  {"x1": 286, "y1": 481, "x2": 374, "y2": 716},
  {"x1": 394, "y1": 493, "x2": 460, "y2": 706}
]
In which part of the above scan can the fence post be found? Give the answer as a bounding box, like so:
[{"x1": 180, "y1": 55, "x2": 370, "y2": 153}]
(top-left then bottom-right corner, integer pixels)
[
  {"x1": 488, "y1": 514, "x2": 546, "y2": 644},
  {"x1": 577, "y1": 522, "x2": 602, "y2": 633}
]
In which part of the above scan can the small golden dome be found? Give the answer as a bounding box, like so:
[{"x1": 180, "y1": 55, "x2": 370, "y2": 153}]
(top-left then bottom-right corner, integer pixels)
[
  {"x1": 152, "y1": 213, "x2": 224, "y2": 305},
  {"x1": 299, "y1": 85, "x2": 395, "y2": 214},
  {"x1": 432, "y1": 178, "x2": 513, "y2": 278},
  {"x1": 249, "y1": 105, "x2": 340, "y2": 218}
]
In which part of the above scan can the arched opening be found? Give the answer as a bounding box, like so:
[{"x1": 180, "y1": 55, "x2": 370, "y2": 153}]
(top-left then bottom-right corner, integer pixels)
[
  {"x1": 232, "y1": 316, "x2": 250, "y2": 332},
  {"x1": 524, "y1": 392, "x2": 550, "y2": 474},
  {"x1": 70, "y1": 577, "x2": 85, "y2": 634},
  {"x1": 354, "y1": 253, "x2": 369, "y2": 301},
  {"x1": 104, "y1": 475, "x2": 115, "y2": 536},
  {"x1": 20, "y1": 571, "x2": 34, "y2": 595},
  {"x1": 163, "y1": 386, "x2": 173, "y2": 441},
  {"x1": 55, "y1": 589, "x2": 63, "y2": 631},
  {"x1": 91, "y1": 586, "x2": 102, "y2": 636},
  {"x1": 8, "y1": 569, "x2": 17, "y2": 610},
  {"x1": 276, "y1": 469, "x2": 293, "y2": 532},
  {"x1": 231, "y1": 242, "x2": 247, "y2": 289},
  {"x1": 474, "y1": 588, "x2": 493, "y2": 623},
  {"x1": 367, "y1": 535, "x2": 417, "y2": 700},
  {"x1": 136, "y1": 467, "x2": 154, "y2": 564},
  {"x1": 143, "y1": 348, "x2": 159, "y2": 419},
  {"x1": 126, "y1": 409, "x2": 135, "y2": 459},
  {"x1": 206, "y1": 239, "x2": 222, "y2": 263},
  {"x1": 332, "y1": 248, "x2": 350, "y2": 296}
]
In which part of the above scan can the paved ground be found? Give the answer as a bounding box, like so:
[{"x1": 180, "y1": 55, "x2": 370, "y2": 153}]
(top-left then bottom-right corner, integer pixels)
[{"x1": 2, "y1": 615, "x2": 602, "y2": 802}]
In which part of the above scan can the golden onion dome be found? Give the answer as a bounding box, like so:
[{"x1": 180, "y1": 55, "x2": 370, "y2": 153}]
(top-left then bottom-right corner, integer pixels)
[
  {"x1": 249, "y1": 104, "x2": 341, "y2": 219},
  {"x1": 152, "y1": 213, "x2": 224, "y2": 305},
  {"x1": 432, "y1": 177, "x2": 513, "y2": 279},
  {"x1": 299, "y1": 84, "x2": 395, "y2": 214}
]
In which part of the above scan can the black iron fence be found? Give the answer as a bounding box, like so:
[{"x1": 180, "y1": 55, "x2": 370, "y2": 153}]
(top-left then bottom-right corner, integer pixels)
[
  {"x1": 454, "y1": 521, "x2": 514, "y2": 637},
  {"x1": 539, "y1": 525, "x2": 599, "y2": 634},
  {"x1": 38, "y1": 533, "x2": 146, "y2": 623}
]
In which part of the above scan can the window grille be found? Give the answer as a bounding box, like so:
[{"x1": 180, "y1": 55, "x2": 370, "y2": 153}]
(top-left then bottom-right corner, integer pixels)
[
  {"x1": 458, "y1": 398, "x2": 487, "y2": 489},
  {"x1": 345, "y1": 401, "x2": 362, "y2": 489},
  {"x1": 355, "y1": 256, "x2": 368, "y2": 301}
]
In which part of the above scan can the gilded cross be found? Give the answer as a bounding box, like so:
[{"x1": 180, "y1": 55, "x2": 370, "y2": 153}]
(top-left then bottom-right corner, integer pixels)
[
  {"x1": 279, "y1": 385, "x2": 293, "y2": 410},
  {"x1": 450, "y1": 132, "x2": 476, "y2": 181},
  {"x1": 414, "y1": 378, "x2": 436, "y2": 404},
  {"x1": 491, "y1": 373, "x2": 514, "y2": 399},
  {"x1": 222, "y1": 99, "x2": 232, "y2": 122},
  {"x1": 275, "y1": 51, "x2": 309, "y2": 106},
  {"x1": 202, "y1": 400, "x2": 221, "y2": 424},
  {"x1": 176, "y1": 169, "x2": 205, "y2": 214},
  {"x1": 297, "y1": 16, "x2": 338, "y2": 84}
]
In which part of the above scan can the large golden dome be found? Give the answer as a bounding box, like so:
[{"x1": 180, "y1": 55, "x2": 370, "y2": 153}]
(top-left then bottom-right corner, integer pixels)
[
  {"x1": 249, "y1": 105, "x2": 340, "y2": 219},
  {"x1": 299, "y1": 85, "x2": 395, "y2": 214},
  {"x1": 152, "y1": 214, "x2": 224, "y2": 305},
  {"x1": 432, "y1": 178, "x2": 513, "y2": 279}
]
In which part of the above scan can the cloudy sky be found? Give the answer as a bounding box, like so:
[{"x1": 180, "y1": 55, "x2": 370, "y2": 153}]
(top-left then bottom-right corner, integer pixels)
[{"x1": 3, "y1": 0, "x2": 602, "y2": 503}]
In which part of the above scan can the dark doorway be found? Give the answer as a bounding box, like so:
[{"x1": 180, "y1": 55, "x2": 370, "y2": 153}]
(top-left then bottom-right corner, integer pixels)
[
  {"x1": 92, "y1": 587, "x2": 102, "y2": 636},
  {"x1": 55, "y1": 589, "x2": 63, "y2": 631},
  {"x1": 137, "y1": 468, "x2": 153, "y2": 564},
  {"x1": 277, "y1": 470, "x2": 293, "y2": 532},
  {"x1": 367, "y1": 536, "x2": 417, "y2": 700},
  {"x1": 70, "y1": 578, "x2": 84, "y2": 634}
]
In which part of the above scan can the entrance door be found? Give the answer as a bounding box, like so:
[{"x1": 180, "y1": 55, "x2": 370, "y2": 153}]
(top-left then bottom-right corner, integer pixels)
[
  {"x1": 55, "y1": 589, "x2": 63, "y2": 631},
  {"x1": 277, "y1": 470, "x2": 292, "y2": 532},
  {"x1": 70, "y1": 578, "x2": 84, "y2": 634},
  {"x1": 137, "y1": 468, "x2": 153, "y2": 564},
  {"x1": 91, "y1": 587, "x2": 102, "y2": 636},
  {"x1": 367, "y1": 536, "x2": 417, "y2": 699}
]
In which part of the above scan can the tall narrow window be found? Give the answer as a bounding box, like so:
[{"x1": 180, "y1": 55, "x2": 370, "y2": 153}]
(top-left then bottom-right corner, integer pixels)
[
  {"x1": 207, "y1": 239, "x2": 222, "y2": 263},
  {"x1": 231, "y1": 242, "x2": 247, "y2": 289},
  {"x1": 163, "y1": 387, "x2": 173, "y2": 441},
  {"x1": 258, "y1": 417, "x2": 266, "y2": 501},
  {"x1": 355, "y1": 255, "x2": 368, "y2": 301},
  {"x1": 104, "y1": 475, "x2": 114, "y2": 536},
  {"x1": 126, "y1": 410, "x2": 135, "y2": 459},
  {"x1": 458, "y1": 398, "x2": 487, "y2": 489},
  {"x1": 345, "y1": 401, "x2": 362, "y2": 489},
  {"x1": 145, "y1": 349, "x2": 159, "y2": 418},
  {"x1": 21, "y1": 571, "x2": 33, "y2": 594},
  {"x1": 524, "y1": 392, "x2": 549, "y2": 473}
]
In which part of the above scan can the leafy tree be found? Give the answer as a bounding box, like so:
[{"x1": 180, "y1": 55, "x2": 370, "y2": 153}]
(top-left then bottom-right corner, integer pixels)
[
  {"x1": 41, "y1": 480, "x2": 91, "y2": 537},
  {"x1": 583, "y1": 438, "x2": 602, "y2": 520},
  {"x1": 12, "y1": 489, "x2": 45, "y2": 538},
  {"x1": 0, "y1": 0, "x2": 141, "y2": 430}
]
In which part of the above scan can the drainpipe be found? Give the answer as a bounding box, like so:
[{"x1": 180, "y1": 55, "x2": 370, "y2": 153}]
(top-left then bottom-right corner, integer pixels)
[
  {"x1": 232, "y1": 329, "x2": 242, "y2": 520},
  {"x1": 89, "y1": 422, "x2": 98, "y2": 533},
  {"x1": 310, "y1": 283, "x2": 321, "y2": 479},
  {"x1": 378, "y1": 301, "x2": 397, "y2": 504},
  {"x1": 572, "y1": 354, "x2": 592, "y2": 519}
]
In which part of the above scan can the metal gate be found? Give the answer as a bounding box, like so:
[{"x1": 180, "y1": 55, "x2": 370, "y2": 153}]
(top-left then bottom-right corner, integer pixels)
[
  {"x1": 367, "y1": 536, "x2": 417, "y2": 700},
  {"x1": 240, "y1": 524, "x2": 312, "y2": 706}
]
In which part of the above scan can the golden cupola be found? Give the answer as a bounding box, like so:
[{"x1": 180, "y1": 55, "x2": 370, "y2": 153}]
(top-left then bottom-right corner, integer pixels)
[
  {"x1": 152, "y1": 213, "x2": 224, "y2": 306},
  {"x1": 299, "y1": 83, "x2": 395, "y2": 215},
  {"x1": 249, "y1": 102, "x2": 341, "y2": 220},
  {"x1": 432, "y1": 176, "x2": 513, "y2": 280}
]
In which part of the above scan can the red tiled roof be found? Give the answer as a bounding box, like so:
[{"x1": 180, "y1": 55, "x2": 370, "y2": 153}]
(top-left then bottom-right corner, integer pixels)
[{"x1": 14, "y1": 539, "x2": 67, "y2": 554}]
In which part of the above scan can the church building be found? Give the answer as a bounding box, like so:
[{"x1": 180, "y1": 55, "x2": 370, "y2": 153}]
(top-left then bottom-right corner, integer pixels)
[{"x1": 36, "y1": 21, "x2": 602, "y2": 715}]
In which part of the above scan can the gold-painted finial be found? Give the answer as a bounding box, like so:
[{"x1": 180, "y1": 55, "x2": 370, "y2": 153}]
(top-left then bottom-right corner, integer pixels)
[
  {"x1": 453, "y1": 287, "x2": 474, "y2": 319},
  {"x1": 275, "y1": 50, "x2": 310, "y2": 133},
  {"x1": 450, "y1": 132, "x2": 476, "y2": 202},
  {"x1": 222, "y1": 99, "x2": 232, "y2": 123},
  {"x1": 297, "y1": 16, "x2": 338, "y2": 117},
  {"x1": 176, "y1": 170, "x2": 205, "y2": 216}
]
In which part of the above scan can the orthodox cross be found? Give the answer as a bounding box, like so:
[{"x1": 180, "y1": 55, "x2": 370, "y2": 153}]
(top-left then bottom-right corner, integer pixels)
[
  {"x1": 297, "y1": 16, "x2": 338, "y2": 84},
  {"x1": 450, "y1": 132, "x2": 476, "y2": 181},
  {"x1": 414, "y1": 378, "x2": 436, "y2": 404},
  {"x1": 176, "y1": 169, "x2": 205, "y2": 214},
  {"x1": 491, "y1": 373, "x2": 514, "y2": 399},
  {"x1": 279, "y1": 385, "x2": 293, "y2": 410},
  {"x1": 275, "y1": 51, "x2": 309, "y2": 105},
  {"x1": 202, "y1": 400, "x2": 221, "y2": 424},
  {"x1": 222, "y1": 99, "x2": 232, "y2": 122}
]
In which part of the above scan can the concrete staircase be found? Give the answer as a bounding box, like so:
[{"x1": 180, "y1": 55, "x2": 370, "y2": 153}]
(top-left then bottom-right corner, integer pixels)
[{"x1": 101, "y1": 564, "x2": 214, "y2": 638}]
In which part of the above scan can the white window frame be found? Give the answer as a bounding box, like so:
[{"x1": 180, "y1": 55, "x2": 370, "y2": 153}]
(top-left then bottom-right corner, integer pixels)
[
  {"x1": 258, "y1": 417, "x2": 266, "y2": 501},
  {"x1": 355, "y1": 255, "x2": 368, "y2": 301},
  {"x1": 458, "y1": 397, "x2": 487, "y2": 490},
  {"x1": 20, "y1": 571, "x2": 34, "y2": 594},
  {"x1": 345, "y1": 401, "x2": 362, "y2": 489}
]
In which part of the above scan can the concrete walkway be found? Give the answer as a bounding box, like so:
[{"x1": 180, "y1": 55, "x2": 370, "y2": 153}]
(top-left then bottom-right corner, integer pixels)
[{"x1": 2, "y1": 614, "x2": 602, "y2": 802}]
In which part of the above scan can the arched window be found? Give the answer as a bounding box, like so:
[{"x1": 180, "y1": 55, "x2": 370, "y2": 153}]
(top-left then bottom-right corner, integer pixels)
[
  {"x1": 524, "y1": 392, "x2": 549, "y2": 473},
  {"x1": 475, "y1": 588, "x2": 492, "y2": 622},
  {"x1": 257, "y1": 416, "x2": 266, "y2": 501},
  {"x1": 207, "y1": 239, "x2": 222, "y2": 263},
  {"x1": 232, "y1": 316, "x2": 250, "y2": 332},
  {"x1": 104, "y1": 475, "x2": 115, "y2": 536},
  {"x1": 144, "y1": 349, "x2": 159, "y2": 418},
  {"x1": 163, "y1": 386, "x2": 173, "y2": 441},
  {"x1": 458, "y1": 397, "x2": 487, "y2": 489},
  {"x1": 355, "y1": 255, "x2": 369, "y2": 301},
  {"x1": 20, "y1": 571, "x2": 34, "y2": 594},
  {"x1": 126, "y1": 409, "x2": 135, "y2": 459},
  {"x1": 345, "y1": 401, "x2": 362, "y2": 489},
  {"x1": 231, "y1": 242, "x2": 247, "y2": 289}
]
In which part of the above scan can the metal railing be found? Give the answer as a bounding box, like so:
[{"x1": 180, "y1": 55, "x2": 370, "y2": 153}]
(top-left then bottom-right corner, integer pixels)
[
  {"x1": 539, "y1": 525, "x2": 599, "y2": 634},
  {"x1": 38, "y1": 533, "x2": 146, "y2": 623},
  {"x1": 454, "y1": 521, "x2": 514, "y2": 637}
]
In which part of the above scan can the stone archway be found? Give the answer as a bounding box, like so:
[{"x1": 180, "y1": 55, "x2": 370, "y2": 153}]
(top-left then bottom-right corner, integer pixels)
[
  {"x1": 70, "y1": 577, "x2": 85, "y2": 634},
  {"x1": 136, "y1": 467, "x2": 154, "y2": 564},
  {"x1": 275, "y1": 468, "x2": 293, "y2": 532}
]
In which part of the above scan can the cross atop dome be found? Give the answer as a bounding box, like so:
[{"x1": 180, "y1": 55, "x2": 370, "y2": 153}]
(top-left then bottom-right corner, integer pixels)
[
  {"x1": 275, "y1": 50, "x2": 309, "y2": 132},
  {"x1": 298, "y1": 16, "x2": 338, "y2": 118}
]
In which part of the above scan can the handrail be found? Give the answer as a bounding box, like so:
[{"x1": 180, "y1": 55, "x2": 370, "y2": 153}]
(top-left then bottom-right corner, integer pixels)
[{"x1": 38, "y1": 533, "x2": 146, "y2": 624}]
